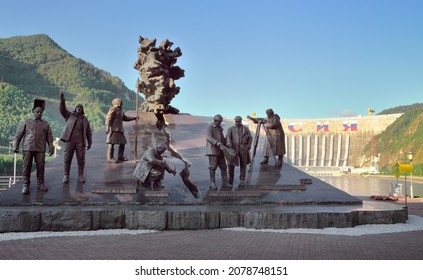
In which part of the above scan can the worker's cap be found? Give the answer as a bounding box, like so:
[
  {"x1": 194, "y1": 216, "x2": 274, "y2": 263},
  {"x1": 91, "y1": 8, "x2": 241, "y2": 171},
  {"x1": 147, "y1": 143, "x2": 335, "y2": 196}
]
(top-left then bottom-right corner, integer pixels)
[
  {"x1": 213, "y1": 114, "x2": 223, "y2": 121},
  {"x1": 33, "y1": 99, "x2": 45, "y2": 111}
]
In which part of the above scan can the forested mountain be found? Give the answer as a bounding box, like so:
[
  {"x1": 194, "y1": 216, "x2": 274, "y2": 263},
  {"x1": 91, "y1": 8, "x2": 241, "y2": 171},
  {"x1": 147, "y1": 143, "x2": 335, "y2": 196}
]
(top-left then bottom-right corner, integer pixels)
[
  {"x1": 364, "y1": 106, "x2": 423, "y2": 174},
  {"x1": 0, "y1": 34, "x2": 139, "y2": 146}
]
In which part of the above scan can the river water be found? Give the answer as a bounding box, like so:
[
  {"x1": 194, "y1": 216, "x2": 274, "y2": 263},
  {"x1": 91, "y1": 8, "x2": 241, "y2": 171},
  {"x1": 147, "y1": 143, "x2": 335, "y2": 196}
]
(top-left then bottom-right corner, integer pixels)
[{"x1": 316, "y1": 175, "x2": 423, "y2": 198}]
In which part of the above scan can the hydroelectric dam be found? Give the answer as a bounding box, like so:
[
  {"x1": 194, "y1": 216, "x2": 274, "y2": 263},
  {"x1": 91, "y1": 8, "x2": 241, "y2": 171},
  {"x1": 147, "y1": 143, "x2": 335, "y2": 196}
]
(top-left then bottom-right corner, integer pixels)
[{"x1": 247, "y1": 114, "x2": 402, "y2": 171}]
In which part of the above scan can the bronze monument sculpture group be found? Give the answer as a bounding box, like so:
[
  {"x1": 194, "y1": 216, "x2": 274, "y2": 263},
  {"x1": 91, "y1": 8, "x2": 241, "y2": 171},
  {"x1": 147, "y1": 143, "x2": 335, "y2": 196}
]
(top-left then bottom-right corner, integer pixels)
[
  {"x1": 5, "y1": 35, "x2": 405, "y2": 236},
  {"x1": 12, "y1": 35, "x2": 286, "y2": 197},
  {"x1": 206, "y1": 111, "x2": 285, "y2": 191}
]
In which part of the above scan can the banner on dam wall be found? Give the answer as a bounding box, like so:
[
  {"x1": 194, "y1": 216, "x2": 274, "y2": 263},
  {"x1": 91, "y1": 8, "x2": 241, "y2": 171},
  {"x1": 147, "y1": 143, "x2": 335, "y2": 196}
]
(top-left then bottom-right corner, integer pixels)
[
  {"x1": 277, "y1": 114, "x2": 402, "y2": 134},
  {"x1": 286, "y1": 121, "x2": 358, "y2": 133}
]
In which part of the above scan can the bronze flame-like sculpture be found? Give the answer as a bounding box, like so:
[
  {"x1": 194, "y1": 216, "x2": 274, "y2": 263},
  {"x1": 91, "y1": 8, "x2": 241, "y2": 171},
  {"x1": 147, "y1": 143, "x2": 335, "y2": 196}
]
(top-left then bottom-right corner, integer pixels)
[{"x1": 134, "y1": 36, "x2": 184, "y2": 115}]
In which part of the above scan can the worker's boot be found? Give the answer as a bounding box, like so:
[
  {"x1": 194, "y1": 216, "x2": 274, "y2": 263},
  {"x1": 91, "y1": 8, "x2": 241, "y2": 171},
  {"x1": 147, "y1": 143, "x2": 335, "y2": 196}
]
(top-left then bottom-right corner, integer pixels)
[
  {"x1": 260, "y1": 156, "x2": 269, "y2": 164},
  {"x1": 209, "y1": 169, "x2": 217, "y2": 190},
  {"x1": 275, "y1": 156, "x2": 283, "y2": 168},
  {"x1": 221, "y1": 169, "x2": 233, "y2": 188},
  {"x1": 107, "y1": 145, "x2": 116, "y2": 163},
  {"x1": 228, "y1": 165, "x2": 235, "y2": 185}
]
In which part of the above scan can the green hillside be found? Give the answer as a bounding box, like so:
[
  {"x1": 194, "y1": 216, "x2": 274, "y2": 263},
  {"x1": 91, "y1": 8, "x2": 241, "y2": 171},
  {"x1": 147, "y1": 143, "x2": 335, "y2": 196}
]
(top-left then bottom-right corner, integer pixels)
[
  {"x1": 0, "y1": 34, "x2": 139, "y2": 143},
  {"x1": 365, "y1": 105, "x2": 423, "y2": 175},
  {"x1": 379, "y1": 103, "x2": 423, "y2": 115}
]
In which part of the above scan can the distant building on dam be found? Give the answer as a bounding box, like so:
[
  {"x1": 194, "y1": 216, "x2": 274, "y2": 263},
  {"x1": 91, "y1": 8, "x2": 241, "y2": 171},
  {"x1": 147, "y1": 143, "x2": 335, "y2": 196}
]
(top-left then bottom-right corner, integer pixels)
[{"x1": 247, "y1": 114, "x2": 402, "y2": 170}]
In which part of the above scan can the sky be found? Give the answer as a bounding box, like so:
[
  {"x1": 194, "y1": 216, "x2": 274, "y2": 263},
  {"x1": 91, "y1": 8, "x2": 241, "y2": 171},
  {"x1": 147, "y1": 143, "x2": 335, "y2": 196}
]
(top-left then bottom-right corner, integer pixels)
[{"x1": 1, "y1": 0, "x2": 422, "y2": 119}]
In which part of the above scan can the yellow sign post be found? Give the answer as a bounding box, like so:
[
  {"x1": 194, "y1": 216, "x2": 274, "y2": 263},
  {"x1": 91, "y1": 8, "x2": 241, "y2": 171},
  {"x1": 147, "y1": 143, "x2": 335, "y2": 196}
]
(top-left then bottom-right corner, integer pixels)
[
  {"x1": 393, "y1": 162, "x2": 414, "y2": 211},
  {"x1": 398, "y1": 164, "x2": 412, "y2": 174}
]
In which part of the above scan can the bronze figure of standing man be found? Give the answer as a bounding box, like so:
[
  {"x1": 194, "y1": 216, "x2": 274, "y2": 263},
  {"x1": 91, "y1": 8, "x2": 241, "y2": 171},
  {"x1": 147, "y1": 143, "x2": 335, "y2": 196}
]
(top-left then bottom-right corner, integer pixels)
[
  {"x1": 13, "y1": 100, "x2": 54, "y2": 194},
  {"x1": 59, "y1": 92, "x2": 92, "y2": 183},
  {"x1": 260, "y1": 108, "x2": 286, "y2": 168},
  {"x1": 206, "y1": 114, "x2": 232, "y2": 190},
  {"x1": 226, "y1": 116, "x2": 252, "y2": 187}
]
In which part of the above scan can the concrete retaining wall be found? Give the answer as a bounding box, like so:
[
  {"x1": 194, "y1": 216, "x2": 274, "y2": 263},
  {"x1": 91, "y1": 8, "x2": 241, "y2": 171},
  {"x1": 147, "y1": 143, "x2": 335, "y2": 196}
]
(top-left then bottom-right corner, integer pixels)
[{"x1": 0, "y1": 206, "x2": 407, "y2": 233}]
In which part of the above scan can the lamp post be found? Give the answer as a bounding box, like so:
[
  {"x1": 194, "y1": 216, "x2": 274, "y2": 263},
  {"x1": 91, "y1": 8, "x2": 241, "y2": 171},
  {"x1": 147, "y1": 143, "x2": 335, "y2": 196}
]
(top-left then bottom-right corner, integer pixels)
[{"x1": 408, "y1": 152, "x2": 414, "y2": 198}]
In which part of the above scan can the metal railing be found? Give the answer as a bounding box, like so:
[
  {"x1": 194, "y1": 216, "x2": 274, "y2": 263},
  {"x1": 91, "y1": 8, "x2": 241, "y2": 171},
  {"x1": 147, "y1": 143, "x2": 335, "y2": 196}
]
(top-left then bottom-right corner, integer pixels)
[{"x1": 0, "y1": 149, "x2": 23, "y2": 191}]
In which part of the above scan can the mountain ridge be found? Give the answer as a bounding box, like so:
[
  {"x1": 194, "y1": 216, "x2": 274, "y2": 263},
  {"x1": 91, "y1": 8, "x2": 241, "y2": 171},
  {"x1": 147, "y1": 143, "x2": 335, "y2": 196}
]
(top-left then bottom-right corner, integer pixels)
[{"x1": 0, "y1": 34, "x2": 140, "y2": 141}]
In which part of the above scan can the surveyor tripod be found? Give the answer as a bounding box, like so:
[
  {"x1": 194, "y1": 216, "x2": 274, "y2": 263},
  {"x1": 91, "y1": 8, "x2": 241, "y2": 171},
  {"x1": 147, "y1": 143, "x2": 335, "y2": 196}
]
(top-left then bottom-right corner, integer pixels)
[{"x1": 247, "y1": 116, "x2": 278, "y2": 171}]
